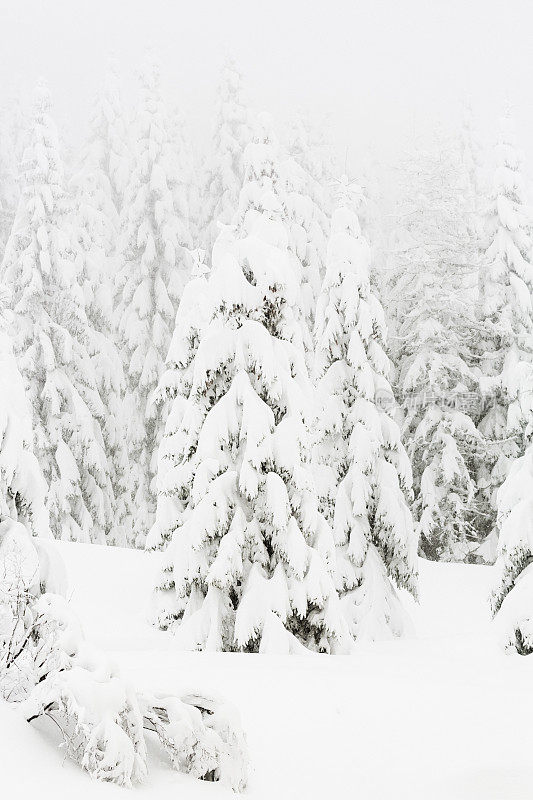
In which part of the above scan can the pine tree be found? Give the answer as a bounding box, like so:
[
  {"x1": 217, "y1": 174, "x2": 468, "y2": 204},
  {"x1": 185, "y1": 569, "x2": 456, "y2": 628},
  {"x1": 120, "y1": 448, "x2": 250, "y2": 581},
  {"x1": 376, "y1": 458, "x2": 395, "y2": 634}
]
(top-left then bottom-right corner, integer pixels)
[
  {"x1": 389, "y1": 137, "x2": 482, "y2": 561},
  {"x1": 147, "y1": 248, "x2": 210, "y2": 553},
  {"x1": 314, "y1": 176, "x2": 418, "y2": 639},
  {"x1": 490, "y1": 443, "x2": 533, "y2": 653},
  {"x1": 0, "y1": 98, "x2": 25, "y2": 260},
  {"x1": 170, "y1": 106, "x2": 200, "y2": 247},
  {"x1": 235, "y1": 111, "x2": 319, "y2": 364},
  {"x1": 459, "y1": 101, "x2": 484, "y2": 220},
  {"x1": 69, "y1": 157, "x2": 132, "y2": 545},
  {"x1": 284, "y1": 120, "x2": 329, "y2": 356},
  {"x1": 115, "y1": 56, "x2": 192, "y2": 546},
  {"x1": 287, "y1": 108, "x2": 336, "y2": 204},
  {"x1": 0, "y1": 305, "x2": 50, "y2": 537},
  {"x1": 476, "y1": 112, "x2": 533, "y2": 549},
  {"x1": 85, "y1": 59, "x2": 131, "y2": 212},
  {"x1": 151, "y1": 116, "x2": 349, "y2": 654},
  {"x1": 1, "y1": 82, "x2": 114, "y2": 543},
  {"x1": 202, "y1": 56, "x2": 252, "y2": 259}
]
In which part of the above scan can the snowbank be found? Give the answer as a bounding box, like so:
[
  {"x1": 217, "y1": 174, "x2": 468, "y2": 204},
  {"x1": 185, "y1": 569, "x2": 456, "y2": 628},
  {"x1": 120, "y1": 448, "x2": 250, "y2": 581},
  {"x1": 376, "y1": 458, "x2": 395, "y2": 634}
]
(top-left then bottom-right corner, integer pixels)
[{"x1": 3, "y1": 542, "x2": 532, "y2": 800}]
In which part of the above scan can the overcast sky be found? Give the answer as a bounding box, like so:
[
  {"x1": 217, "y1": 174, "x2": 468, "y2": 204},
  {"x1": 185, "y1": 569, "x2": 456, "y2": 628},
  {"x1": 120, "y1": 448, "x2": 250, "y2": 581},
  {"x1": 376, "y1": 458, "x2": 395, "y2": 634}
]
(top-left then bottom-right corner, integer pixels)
[{"x1": 1, "y1": 0, "x2": 533, "y2": 174}]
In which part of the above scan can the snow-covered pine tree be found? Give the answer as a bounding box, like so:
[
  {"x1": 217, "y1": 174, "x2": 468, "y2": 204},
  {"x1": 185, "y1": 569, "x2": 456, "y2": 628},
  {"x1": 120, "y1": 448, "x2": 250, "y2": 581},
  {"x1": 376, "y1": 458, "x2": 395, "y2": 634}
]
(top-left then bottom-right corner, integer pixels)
[
  {"x1": 115, "y1": 55, "x2": 193, "y2": 546},
  {"x1": 151, "y1": 114, "x2": 349, "y2": 654},
  {"x1": 284, "y1": 115, "x2": 330, "y2": 354},
  {"x1": 459, "y1": 101, "x2": 484, "y2": 223},
  {"x1": 233, "y1": 110, "x2": 319, "y2": 364},
  {"x1": 476, "y1": 112, "x2": 533, "y2": 552},
  {"x1": 490, "y1": 443, "x2": 533, "y2": 653},
  {"x1": 169, "y1": 106, "x2": 201, "y2": 248},
  {"x1": 0, "y1": 126, "x2": 18, "y2": 261},
  {"x1": 0, "y1": 95, "x2": 27, "y2": 261},
  {"x1": 147, "y1": 248, "x2": 211, "y2": 553},
  {"x1": 201, "y1": 56, "x2": 252, "y2": 260},
  {"x1": 69, "y1": 156, "x2": 132, "y2": 545},
  {"x1": 85, "y1": 58, "x2": 131, "y2": 212},
  {"x1": 0, "y1": 305, "x2": 49, "y2": 537},
  {"x1": 389, "y1": 136, "x2": 483, "y2": 561},
  {"x1": 287, "y1": 108, "x2": 337, "y2": 208},
  {"x1": 358, "y1": 152, "x2": 389, "y2": 296},
  {"x1": 314, "y1": 176, "x2": 418, "y2": 640},
  {"x1": 1, "y1": 82, "x2": 114, "y2": 543}
]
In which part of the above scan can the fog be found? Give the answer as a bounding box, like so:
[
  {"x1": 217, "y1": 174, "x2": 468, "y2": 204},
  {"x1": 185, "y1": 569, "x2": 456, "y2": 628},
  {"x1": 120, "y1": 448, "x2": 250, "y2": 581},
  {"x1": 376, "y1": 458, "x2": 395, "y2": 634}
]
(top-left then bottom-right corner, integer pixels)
[{"x1": 1, "y1": 0, "x2": 533, "y2": 172}]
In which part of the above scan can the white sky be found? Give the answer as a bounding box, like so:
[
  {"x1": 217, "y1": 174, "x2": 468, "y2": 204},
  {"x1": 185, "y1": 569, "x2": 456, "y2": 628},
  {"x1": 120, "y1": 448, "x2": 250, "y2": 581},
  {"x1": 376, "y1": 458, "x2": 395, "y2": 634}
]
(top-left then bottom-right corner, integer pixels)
[{"x1": 1, "y1": 0, "x2": 533, "y2": 173}]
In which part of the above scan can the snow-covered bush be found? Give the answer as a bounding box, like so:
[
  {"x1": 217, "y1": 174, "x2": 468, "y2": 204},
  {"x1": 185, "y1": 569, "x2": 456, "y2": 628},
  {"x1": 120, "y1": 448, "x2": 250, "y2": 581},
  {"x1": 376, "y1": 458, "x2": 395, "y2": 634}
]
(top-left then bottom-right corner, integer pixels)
[
  {"x1": 26, "y1": 630, "x2": 149, "y2": 788},
  {"x1": 0, "y1": 525, "x2": 147, "y2": 787},
  {"x1": 151, "y1": 116, "x2": 349, "y2": 654},
  {"x1": 28, "y1": 668, "x2": 249, "y2": 789},
  {"x1": 314, "y1": 176, "x2": 418, "y2": 640},
  {"x1": 141, "y1": 691, "x2": 248, "y2": 791},
  {"x1": 0, "y1": 530, "x2": 249, "y2": 789},
  {"x1": 0, "y1": 520, "x2": 67, "y2": 701},
  {"x1": 491, "y1": 445, "x2": 533, "y2": 654}
]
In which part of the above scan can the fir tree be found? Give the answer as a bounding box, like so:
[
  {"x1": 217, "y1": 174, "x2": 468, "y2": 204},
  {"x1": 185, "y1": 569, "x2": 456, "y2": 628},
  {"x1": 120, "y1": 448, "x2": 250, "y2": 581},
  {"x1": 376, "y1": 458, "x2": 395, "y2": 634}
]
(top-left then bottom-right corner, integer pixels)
[
  {"x1": 69, "y1": 155, "x2": 132, "y2": 544},
  {"x1": 389, "y1": 137, "x2": 482, "y2": 561},
  {"x1": 0, "y1": 304, "x2": 50, "y2": 537},
  {"x1": 2, "y1": 82, "x2": 114, "y2": 543},
  {"x1": 115, "y1": 55, "x2": 192, "y2": 546},
  {"x1": 314, "y1": 176, "x2": 418, "y2": 639},
  {"x1": 283, "y1": 133, "x2": 329, "y2": 357},
  {"x1": 170, "y1": 106, "x2": 201, "y2": 248},
  {"x1": 85, "y1": 59, "x2": 131, "y2": 212},
  {"x1": 202, "y1": 56, "x2": 252, "y2": 260},
  {"x1": 0, "y1": 97, "x2": 25, "y2": 260},
  {"x1": 476, "y1": 112, "x2": 533, "y2": 548},
  {"x1": 151, "y1": 116, "x2": 349, "y2": 654},
  {"x1": 287, "y1": 108, "x2": 337, "y2": 205},
  {"x1": 147, "y1": 247, "x2": 210, "y2": 553},
  {"x1": 459, "y1": 101, "x2": 484, "y2": 221},
  {"x1": 490, "y1": 443, "x2": 533, "y2": 654}
]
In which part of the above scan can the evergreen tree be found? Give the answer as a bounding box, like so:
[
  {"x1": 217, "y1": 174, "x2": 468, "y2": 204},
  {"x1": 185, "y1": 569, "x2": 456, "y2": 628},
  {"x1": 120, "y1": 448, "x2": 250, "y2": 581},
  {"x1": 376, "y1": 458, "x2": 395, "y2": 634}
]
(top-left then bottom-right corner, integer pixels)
[
  {"x1": 287, "y1": 108, "x2": 336, "y2": 205},
  {"x1": 459, "y1": 101, "x2": 484, "y2": 220},
  {"x1": 86, "y1": 59, "x2": 131, "y2": 212},
  {"x1": 170, "y1": 106, "x2": 200, "y2": 248},
  {"x1": 0, "y1": 98, "x2": 25, "y2": 260},
  {"x1": 147, "y1": 248, "x2": 210, "y2": 553},
  {"x1": 476, "y1": 112, "x2": 533, "y2": 549},
  {"x1": 283, "y1": 137, "x2": 329, "y2": 356},
  {"x1": 314, "y1": 176, "x2": 418, "y2": 639},
  {"x1": 150, "y1": 116, "x2": 349, "y2": 654},
  {"x1": 1, "y1": 82, "x2": 114, "y2": 543},
  {"x1": 0, "y1": 305, "x2": 50, "y2": 537},
  {"x1": 389, "y1": 137, "x2": 482, "y2": 561},
  {"x1": 69, "y1": 156, "x2": 132, "y2": 545},
  {"x1": 115, "y1": 56, "x2": 192, "y2": 546},
  {"x1": 202, "y1": 56, "x2": 252, "y2": 259},
  {"x1": 236, "y1": 111, "x2": 320, "y2": 363},
  {"x1": 490, "y1": 443, "x2": 533, "y2": 654}
]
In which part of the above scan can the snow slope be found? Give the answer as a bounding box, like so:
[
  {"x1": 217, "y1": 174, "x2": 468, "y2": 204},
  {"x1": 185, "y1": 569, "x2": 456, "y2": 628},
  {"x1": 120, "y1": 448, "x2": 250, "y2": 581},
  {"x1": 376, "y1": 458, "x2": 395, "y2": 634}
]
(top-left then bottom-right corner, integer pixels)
[{"x1": 2, "y1": 543, "x2": 533, "y2": 800}]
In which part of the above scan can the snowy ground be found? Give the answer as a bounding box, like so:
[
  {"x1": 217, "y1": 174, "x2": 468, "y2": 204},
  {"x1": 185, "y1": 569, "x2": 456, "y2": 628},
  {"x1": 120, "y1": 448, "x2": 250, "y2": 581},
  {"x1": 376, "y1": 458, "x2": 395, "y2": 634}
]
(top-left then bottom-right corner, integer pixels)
[{"x1": 2, "y1": 543, "x2": 532, "y2": 800}]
